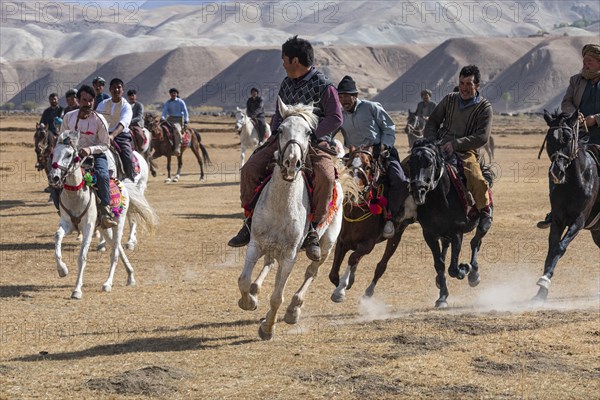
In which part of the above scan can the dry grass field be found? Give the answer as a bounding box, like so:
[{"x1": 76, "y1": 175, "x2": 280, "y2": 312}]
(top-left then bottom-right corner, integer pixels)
[{"x1": 0, "y1": 113, "x2": 598, "y2": 399}]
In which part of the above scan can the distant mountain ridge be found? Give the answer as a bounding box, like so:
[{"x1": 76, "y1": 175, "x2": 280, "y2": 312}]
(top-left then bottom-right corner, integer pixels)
[{"x1": 0, "y1": 1, "x2": 598, "y2": 112}]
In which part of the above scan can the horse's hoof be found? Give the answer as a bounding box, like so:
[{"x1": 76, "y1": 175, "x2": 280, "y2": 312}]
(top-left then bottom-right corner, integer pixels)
[
  {"x1": 456, "y1": 263, "x2": 471, "y2": 280},
  {"x1": 97, "y1": 244, "x2": 106, "y2": 252},
  {"x1": 164, "y1": 178, "x2": 171, "y2": 183},
  {"x1": 127, "y1": 277, "x2": 136, "y2": 287},
  {"x1": 468, "y1": 270, "x2": 480, "y2": 287},
  {"x1": 173, "y1": 177, "x2": 179, "y2": 183},
  {"x1": 448, "y1": 264, "x2": 459, "y2": 278},
  {"x1": 331, "y1": 290, "x2": 346, "y2": 303},
  {"x1": 536, "y1": 276, "x2": 551, "y2": 289},
  {"x1": 102, "y1": 284, "x2": 112, "y2": 292},
  {"x1": 71, "y1": 290, "x2": 82, "y2": 300},
  {"x1": 364, "y1": 286, "x2": 375, "y2": 298},
  {"x1": 435, "y1": 299, "x2": 448, "y2": 308},
  {"x1": 284, "y1": 307, "x2": 300, "y2": 325},
  {"x1": 57, "y1": 265, "x2": 68, "y2": 278},
  {"x1": 238, "y1": 295, "x2": 258, "y2": 311},
  {"x1": 258, "y1": 322, "x2": 273, "y2": 341},
  {"x1": 125, "y1": 243, "x2": 135, "y2": 251}
]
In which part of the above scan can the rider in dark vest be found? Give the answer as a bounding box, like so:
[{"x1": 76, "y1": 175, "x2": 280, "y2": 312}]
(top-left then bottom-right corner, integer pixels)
[{"x1": 228, "y1": 36, "x2": 343, "y2": 262}]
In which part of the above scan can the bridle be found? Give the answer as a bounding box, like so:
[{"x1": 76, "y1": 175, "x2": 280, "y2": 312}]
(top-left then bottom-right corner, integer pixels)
[
  {"x1": 548, "y1": 120, "x2": 580, "y2": 164},
  {"x1": 410, "y1": 144, "x2": 445, "y2": 193},
  {"x1": 346, "y1": 148, "x2": 380, "y2": 203},
  {"x1": 276, "y1": 115, "x2": 312, "y2": 181}
]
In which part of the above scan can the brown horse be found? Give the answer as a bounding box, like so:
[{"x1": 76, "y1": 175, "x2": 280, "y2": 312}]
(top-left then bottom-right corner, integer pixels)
[
  {"x1": 144, "y1": 114, "x2": 211, "y2": 183},
  {"x1": 34, "y1": 122, "x2": 51, "y2": 174},
  {"x1": 329, "y1": 145, "x2": 408, "y2": 302}
]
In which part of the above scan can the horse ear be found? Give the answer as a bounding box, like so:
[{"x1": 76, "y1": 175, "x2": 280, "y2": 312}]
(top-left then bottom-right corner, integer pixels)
[
  {"x1": 277, "y1": 96, "x2": 288, "y2": 117},
  {"x1": 543, "y1": 109, "x2": 552, "y2": 126}
]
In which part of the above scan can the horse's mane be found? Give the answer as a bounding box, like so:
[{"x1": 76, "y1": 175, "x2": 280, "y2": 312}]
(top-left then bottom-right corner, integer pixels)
[{"x1": 280, "y1": 103, "x2": 318, "y2": 131}]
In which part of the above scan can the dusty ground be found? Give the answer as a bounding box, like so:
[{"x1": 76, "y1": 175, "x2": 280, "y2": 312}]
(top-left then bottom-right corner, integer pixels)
[{"x1": 0, "y1": 113, "x2": 598, "y2": 400}]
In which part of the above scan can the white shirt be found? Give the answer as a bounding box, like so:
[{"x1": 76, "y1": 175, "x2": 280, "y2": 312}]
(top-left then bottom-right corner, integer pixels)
[{"x1": 61, "y1": 110, "x2": 110, "y2": 155}]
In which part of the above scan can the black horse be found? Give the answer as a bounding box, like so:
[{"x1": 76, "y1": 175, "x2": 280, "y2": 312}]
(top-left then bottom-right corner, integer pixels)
[
  {"x1": 534, "y1": 110, "x2": 600, "y2": 301},
  {"x1": 408, "y1": 139, "x2": 494, "y2": 308}
]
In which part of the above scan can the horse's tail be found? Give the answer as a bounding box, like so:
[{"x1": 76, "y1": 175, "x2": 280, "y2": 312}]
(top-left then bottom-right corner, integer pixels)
[
  {"x1": 480, "y1": 161, "x2": 495, "y2": 188},
  {"x1": 124, "y1": 182, "x2": 159, "y2": 236},
  {"x1": 194, "y1": 129, "x2": 212, "y2": 166}
]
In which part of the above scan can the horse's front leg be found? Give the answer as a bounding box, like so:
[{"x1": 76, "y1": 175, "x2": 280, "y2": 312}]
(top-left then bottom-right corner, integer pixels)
[
  {"x1": 71, "y1": 225, "x2": 95, "y2": 300},
  {"x1": 238, "y1": 241, "x2": 262, "y2": 311},
  {"x1": 260, "y1": 254, "x2": 296, "y2": 341},
  {"x1": 164, "y1": 156, "x2": 172, "y2": 183},
  {"x1": 365, "y1": 224, "x2": 407, "y2": 298},
  {"x1": 329, "y1": 241, "x2": 350, "y2": 302},
  {"x1": 148, "y1": 152, "x2": 157, "y2": 177},
  {"x1": 240, "y1": 144, "x2": 246, "y2": 167},
  {"x1": 467, "y1": 216, "x2": 492, "y2": 287},
  {"x1": 172, "y1": 154, "x2": 183, "y2": 183},
  {"x1": 54, "y1": 221, "x2": 70, "y2": 278},
  {"x1": 250, "y1": 255, "x2": 275, "y2": 297},
  {"x1": 535, "y1": 218, "x2": 582, "y2": 301},
  {"x1": 448, "y1": 233, "x2": 468, "y2": 280},
  {"x1": 331, "y1": 242, "x2": 371, "y2": 303},
  {"x1": 423, "y1": 232, "x2": 448, "y2": 308}
]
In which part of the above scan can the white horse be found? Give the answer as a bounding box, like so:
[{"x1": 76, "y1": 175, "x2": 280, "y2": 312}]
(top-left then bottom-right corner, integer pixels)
[
  {"x1": 237, "y1": 97, "x2": 355, "y2": 341},
  {"x1": 49, "y1": 130, "x2": 158, "y2": 299},
  {"x1": 235, "y1": 107, "x2": 271, "y2": 166},
  {"x1": 97, "y1": 149, "x2": 150, "y2": 251}
]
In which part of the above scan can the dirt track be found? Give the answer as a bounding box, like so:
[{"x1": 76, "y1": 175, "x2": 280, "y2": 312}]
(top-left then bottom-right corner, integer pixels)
[{"x1": 0, "y1": 113, "x2": 598, "y2": 399}]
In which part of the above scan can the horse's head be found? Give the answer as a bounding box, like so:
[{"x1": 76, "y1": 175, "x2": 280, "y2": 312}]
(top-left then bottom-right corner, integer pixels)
[
  {"x1": 345, "y1": 145, "x2": 377, "y2": 201},
  {"x1": 543, "y1": 109, "x2": 579, "y2": 184},
  {"x1": 408, "y1": 138, "x2": 444, "y2": 205},
  {"x1": 145, "y1": 114, "x2": 163, "y2": 140},
  {"x1": 405, "y1": 110, "x2": 424, "y2": 135},
  {"x1": 274, "y1": 96, "x2": 317, "y2": 182},
  {"x1": 235, "y1": 107, "x2": 246, "y2": 131},
  {"x1": 48, "y1": 130, "x2": 81, "y2": 188}
]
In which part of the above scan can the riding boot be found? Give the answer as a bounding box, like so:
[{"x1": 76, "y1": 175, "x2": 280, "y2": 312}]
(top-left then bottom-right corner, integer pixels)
[
  {"x1": 99, "y1": 205, "x2": 118, "y2": 229},
  {"x1": 478, "y1": 206, "x2": 493, "y2": 232},
  {"x1": 228, "y1": 217, "x2": 251, "y2": 247},
  {"x1": 537, "y1": 212, "x2": 552, "y2": 229},
  {"x1": 302, "y1": 224, "x2": 321, "y2": 261}
]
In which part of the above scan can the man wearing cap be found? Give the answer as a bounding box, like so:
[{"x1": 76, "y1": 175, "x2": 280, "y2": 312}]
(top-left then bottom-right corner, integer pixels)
[
  {"x1": 64, "y1": 88, "x2": 79, "y2": 113},
  {"x1": 161, "y1": 88, "x2": 189, "y2": 156},
  {"x1": 337, "y1": 75, "x2": 412, "y2": 238},
  {"x1": 96, "y1": 78, "x2": 135, "y2": 181},
  {"x1": 246, "y1": 87, "x2": 267, "y2": 143},
  {"x1": 537, "y1": 43, "x2": 600, "y2": 228},
  {"x1": 228, "y1": 36, "x2": 342, "y2": 262},
  {"x1": 92, "y1": 77, "x2": 110, "y2": 110}
]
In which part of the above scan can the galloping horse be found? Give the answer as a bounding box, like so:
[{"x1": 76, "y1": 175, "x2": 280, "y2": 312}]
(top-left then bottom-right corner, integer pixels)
[
  {"x1": 404, "y1": 110, "x2": 425, "y2": 149},
  {"x1": 409, "y1": 139, "x2": 494, "y2": 307},
  {"x1": 534, "y1": 110, "x2": 600, "y2": 301},
  {"x1": 329, "y1": 145, "x2": 412, "y2": 302},
  {"x1": 49, "y1": 130, "x2": 158, "y2": 299},
  {"x1": 34, "y1": 123, "x2": 51, "y2": 173},
  {"x1": 237, "y1": 97, "x2": 356, "y2": 340},
  {"x1": 235, "y1": 107, "x2": 271, "y2": 166},
  {"x1": 144, "y1": 114, "x2": 211, "y2": 183}
]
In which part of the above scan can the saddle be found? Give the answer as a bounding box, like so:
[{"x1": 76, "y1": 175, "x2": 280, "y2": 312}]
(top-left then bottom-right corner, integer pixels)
[
  {"x1": 160, "y1": 121, "x2": 191, "y2": 149},
  {"x1": 445, "y1": 155, "x2": 493, "y2": 219},
  {"x1": 80, "y1": 157, "x2": 127, "y2": 223}
]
